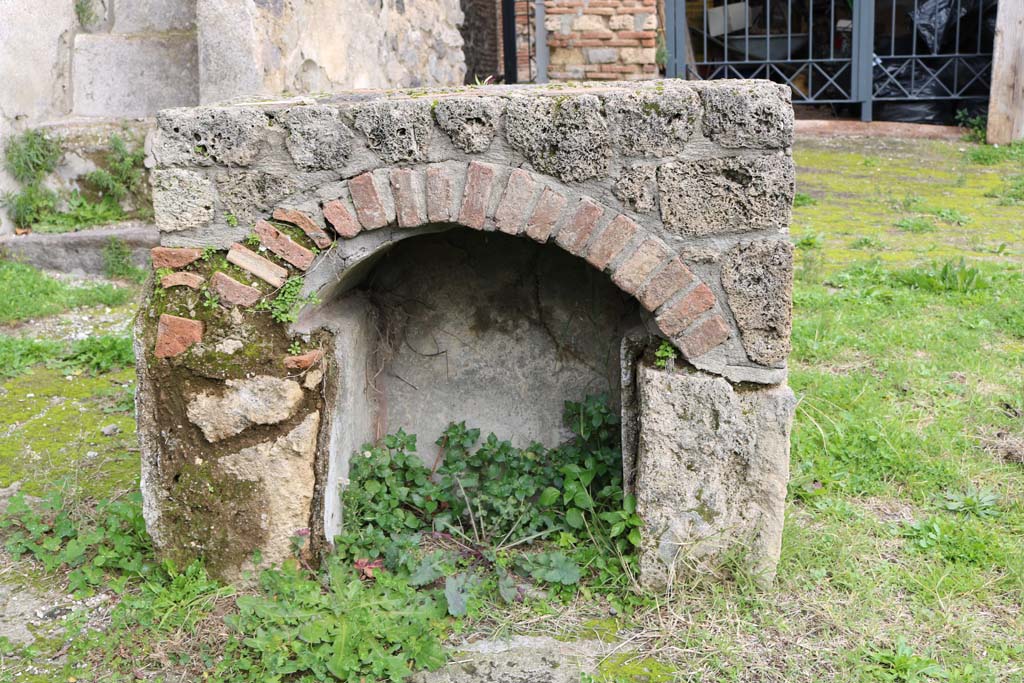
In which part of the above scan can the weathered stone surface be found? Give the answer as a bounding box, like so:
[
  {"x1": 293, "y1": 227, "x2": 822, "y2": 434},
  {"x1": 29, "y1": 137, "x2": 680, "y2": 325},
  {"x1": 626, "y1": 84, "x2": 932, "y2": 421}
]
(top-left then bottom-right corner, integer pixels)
[
  {"x1": 151, "y1": 170, "x2": 215, "y2": 233},
  {"x1": 284, "y1": 350, "x2": 324, "y2": 371},
  {"x1": 699, "y1": 81, "x2": 794, "y2": 149},
  {"x1": 155, "y1": 314, "x2": 203, "y2": 358},
  {"x1": 154, "y1": 107, "x2": 267, "y2": 168},
  {"x1": 353, "y1": 100, "x2": 434, "y2": 163},
  {"x1": 280, "y1": 106, "x2": 353, "y2": 171},
  {"x1": 658, "y1": 155, "x2": 794, "y2": 236},
  {"x1": 425, "y1": 164, "x2": 456, "y2": 224},
  {"x1": 216, "y1": 171, "x2": 301, "y2": 229},
  {"x1": 613, "y1": 164, "x2": 658, "y2": 214},
  {"x1": 254, "y1": 220, "x2": 315, "y2": 270},
  {"x1": 606, "y1": 87, "x2": 700, "y2": 156},
  {"x1": 151, "y1": 246, "x2": 202, "y2": 269},
  {"x1": 348, "y1": 172, "x2": 393, "y2": 230},
  {"x1": 635, "y1": 366, "x2": 794, "y2": 589},
  {"x1": 113, "y1": 0, "x2": 195, "y2": 32},
  {"x1": 505, "y1": 94, "x2": 610, "y2": 183},
  {"x1": 218, "y1": 412, "x2": 320, "y2": 571},
  {"x1": 411, "y1": 636, "x2": 607, "y2": 683},
  {"x1": 160, "y1": 271, "x2": 204, "y2": 289},
  {"x1": 272, "y1": 208, "x2": 333, "y2": 249},
  {"x1": 210, "y1": 271, "x2": 261, "y2": 307},
  {"x1": 433, "y1": 97, "x2": 503, "y2": 153},
  {"x1": 186, "y1": 376, "x2": 304, "y2": 443},
  {"x1": 389, "y1": 168, "x2": 427, "y2": 228},
  {"x1": 226, "y1": 244, "x2": 288, "y2": 288},
  {"x1": 72, "y1": 33, "x2": 198, "y2": 118},
  {"x1": 721, "y1": 239, "x2": 793, "y2": 365}
]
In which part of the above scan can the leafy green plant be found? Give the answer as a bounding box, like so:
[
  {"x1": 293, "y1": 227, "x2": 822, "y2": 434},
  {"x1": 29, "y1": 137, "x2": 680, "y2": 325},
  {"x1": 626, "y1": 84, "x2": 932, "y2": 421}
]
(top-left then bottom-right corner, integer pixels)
[
  {"x1": 75, "y1": 0, "x2": 97, "y2": 27},
  {"x1": 955, "y1": 109, "x2": 987, "y2": 144},
  {"x1": 894, "y1": 216, "x2": 937, "y2": 234},
  {"x1": 84, "y1": 135, "x2": 146, "y2": 204},
  {"x1": 3, "y1": 129, "x2": 62, "y2": 184},
  {"x1": 984, "y1": 174, "x2": 1024, "y2": 206},
  {"x1": 965, "y1": 141, "x2": 1024, "y2": 166},
  {"x1": 862, "y1": 638, "x2": 947, "y2": 682},
  {"x1": 653, "y1": 340, "x2": 678, "y2": 369},
  {"x1": 103, "y1": 237, "x2": 146, "y2": 282},
  {"x1": 0, "y1": 261, "x2": 131, "y2": 323},
  {"x1": 244, "y1": 233, "x2": 261, "y2": 249},
  {"x1": 793, "y1": 192, "x2": 818, "y2": 207},
  {"x1": 59, "y1": 335, "x2": 135, "y2": 374},
  {"x1": 2, "y1": 183, "x2": 58, "y2": 227},
  {"x1": 894, "y1": 259, "x2": 987, "y2": 294},
  {"x1": 794, "y1": 231, "x2": 825, "y2": 250},
  {"x1": 255, "y1": 276, "x2": 319, "y2": 323},
  {"x1": 217, "y1": 558, "x2": 447, "y2": 682},
  {"x1": 939, "y1": 486, "x2": 999, "y2": 518},
  {"x1": 932, "y1": 208, "x2": 970, "y2": 226},
  {"x1": 851, "y1": 236, "x2": 884, "y2": 250}
]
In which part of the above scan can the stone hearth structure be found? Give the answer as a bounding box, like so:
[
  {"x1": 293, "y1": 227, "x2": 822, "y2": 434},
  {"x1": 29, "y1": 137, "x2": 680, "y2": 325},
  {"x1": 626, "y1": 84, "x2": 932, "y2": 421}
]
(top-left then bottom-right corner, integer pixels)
[{"x1": 136, "y1": 81, "x2": 796, "y2": 588}]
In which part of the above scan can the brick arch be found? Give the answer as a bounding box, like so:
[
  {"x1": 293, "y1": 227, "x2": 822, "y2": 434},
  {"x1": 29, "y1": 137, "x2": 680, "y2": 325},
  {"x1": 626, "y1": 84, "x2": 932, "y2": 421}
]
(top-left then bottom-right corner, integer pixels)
[{"x1": 273, "y1": 160, "x2": 733, "y2": 363}]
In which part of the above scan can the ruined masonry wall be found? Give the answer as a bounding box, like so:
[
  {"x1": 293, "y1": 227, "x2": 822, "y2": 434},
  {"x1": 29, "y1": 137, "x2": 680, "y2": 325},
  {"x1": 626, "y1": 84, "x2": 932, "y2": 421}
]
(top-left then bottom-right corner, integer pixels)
[{"x1": 138, "y1": 81, "x2": 796, "y2": 585}]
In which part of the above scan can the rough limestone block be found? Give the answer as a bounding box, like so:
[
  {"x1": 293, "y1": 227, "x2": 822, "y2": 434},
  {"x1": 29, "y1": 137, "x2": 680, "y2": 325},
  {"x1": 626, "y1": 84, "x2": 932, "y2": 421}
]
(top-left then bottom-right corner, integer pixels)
[
  {"x1": 154, "y1": 107, "x2": 269, "y2": 168},
  {"x1": 505, "y1": 94, "x2": 611, "y2": 183},
  {"x1": 699, "y1": 81, "x2": 794, "y2": 150},
  {"x1": 605, "y1": 88, "x2": 700, "y2": 156},
  {"x1": 433, "y1": 98, "x2": 503, "y2": 153},
  {"x1": 657, "y1": 155, "x2": 794, "y2": 236},
  {"x1": 279, "y1": 106, "x2": 353, "y2": 171},
  {"x1": 186, "y1": 376, "x2": 304, "y2": 442},
  {"x1": 634, "y1": 366, "x2": 794, "y2": 589},
  {"x1": 151, "y1": 170, "x2": 215, "y2": 233},
  {"x1": 721, "y1": 240, "x2": 794, "y2": 365},
  {"x1": 352, "y1": 100, "x2": 434, "y2": 163},
  {"x1": 72, "y1": 33, "x2": 198, "y2": 118}
]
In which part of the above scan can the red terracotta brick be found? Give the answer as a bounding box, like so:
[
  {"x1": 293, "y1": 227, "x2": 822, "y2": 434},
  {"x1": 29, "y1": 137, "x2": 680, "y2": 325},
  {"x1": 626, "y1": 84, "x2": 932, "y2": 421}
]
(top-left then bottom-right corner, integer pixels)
[
  {"x1": 348, "y1": 173, "x2": 390, "y2": 230},
  {"x1": 556, "y1": 199, "x2": 604, "y2": 256},
  {"x1": 272, "y1": 208, "x2": 333, "y2": 249},
  {"x1": 494, "y1": 169, "x2": 539, "y2": 235},
  {"x1": 160, "y1": 271, "x2": 204, "y2": 290},
  {"x1": 389, "y1": 168, "x2": 426, "y2": 228},
  {"x1": 151, "y1": 247, "x2": 202, "y2": 270},
  {"x1": 458, "y1": 161, "x2": 495, "y2": 229},
  {"x1": 426, "y1": 165, "x2": 455, "y2": 223},
  {"x1": 525, "y1": 188, "x2": 568, "y2": 242},
  {"x1": 656, "y1": 284, "x2": 716, "y2": 337},
  {"x1": 611, "y1": 238, "x2": 670, "y2": 294},
  {"x1": 638, "y1": 258, "x2": 695, "y2": 312},
  {"x1": 678, "y1": 314, "x2": 731, "y2": 358},
  {"x1": 284, "y1": 349, "x2": 324, "y2": 371},
  {"x1": 210, "y1": 271, "x2": 262, "y2": 307},
  {"x1": 254, "y1": 220, "x2": 315, "y2": 270},
  {"x1": 585, "y1": 214, "x2": 638, "y2": 271},
  {"x1": 617, "y1": 30, "x2": 656, "y2": 38},
  {"x1": 155, "y1": 314, "x2": 203, "y2": 359},
  {"x1": 226, "y1": 243, "x2": 288, "y2": 288},
  {"x1": 323, "y1": 199, "x2": 360, "y2": 238}
]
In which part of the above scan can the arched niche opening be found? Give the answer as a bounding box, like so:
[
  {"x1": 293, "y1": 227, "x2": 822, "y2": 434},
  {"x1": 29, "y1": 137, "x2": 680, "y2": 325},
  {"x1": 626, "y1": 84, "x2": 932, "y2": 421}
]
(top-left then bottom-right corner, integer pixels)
[{"x1": 296, "y1": 226, "x2": 644, "y2": 539}]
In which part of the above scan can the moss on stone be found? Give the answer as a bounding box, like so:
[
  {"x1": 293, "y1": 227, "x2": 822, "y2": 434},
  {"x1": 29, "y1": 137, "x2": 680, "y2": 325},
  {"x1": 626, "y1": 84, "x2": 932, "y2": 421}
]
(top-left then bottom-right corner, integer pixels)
[{"x1": 597, "y1": 654, "x2": 677, "y2": 683}]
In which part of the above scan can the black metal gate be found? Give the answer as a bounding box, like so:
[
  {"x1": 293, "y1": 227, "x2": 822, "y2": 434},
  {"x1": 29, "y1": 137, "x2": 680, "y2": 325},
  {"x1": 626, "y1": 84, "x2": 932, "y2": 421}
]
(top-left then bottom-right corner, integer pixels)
[{"x1": 664, "y1": 0, "x2": 996, "y2": 122}]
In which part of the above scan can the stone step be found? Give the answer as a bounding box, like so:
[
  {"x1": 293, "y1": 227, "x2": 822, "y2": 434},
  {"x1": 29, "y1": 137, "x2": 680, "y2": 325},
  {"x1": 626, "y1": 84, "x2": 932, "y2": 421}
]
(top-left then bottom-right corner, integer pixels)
[
  {"x1": 72, "y1": 33, "x2": 198, "y2": 118},
  {"x1": 0, "y1": 222, "x2": 158, "y2": 276}
]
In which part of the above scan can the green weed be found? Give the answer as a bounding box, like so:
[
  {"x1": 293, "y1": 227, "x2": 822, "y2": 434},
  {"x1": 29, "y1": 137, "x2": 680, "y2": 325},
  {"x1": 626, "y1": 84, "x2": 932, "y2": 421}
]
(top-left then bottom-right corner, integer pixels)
[
  {"x1": 851, "y1": 236, "x2": 885, "y2": 250},
  {"x1": 0, "y1": 260, "x2": 132, "y2": 322},
  {"x1": 955, "y1": 109, "x2": 987, "y2": 144},
  {"x1": 793, "y1": 192, "x2": 818, "y2": 207},
  {"x1": 3, "y1": 129, "x2": 62, "y2": 184},
  {"x1": 893, "y1": 258, "x2": 987, "y2": 294},
  {"x1": 931, "y1": 208, "x2": 971, "y2": 226},
  {"x1": 964, "y1": 142, "x2": 1024, "y2": 166},
  {"x1": 984, "y1": 174, "x2": 1024, "y2": 206},
  {"x1": 255, "y1": 276, "x2": 319, "y2": 323},
  {"x1": 895, "y1": 216, "x2": 937, "y2": 234},
  {"x1": 653, "y1": 340, "x2": 677, "y2": 369},
  {"x1": 102, "y1": 237, "x2": 147, "y2": 282}
]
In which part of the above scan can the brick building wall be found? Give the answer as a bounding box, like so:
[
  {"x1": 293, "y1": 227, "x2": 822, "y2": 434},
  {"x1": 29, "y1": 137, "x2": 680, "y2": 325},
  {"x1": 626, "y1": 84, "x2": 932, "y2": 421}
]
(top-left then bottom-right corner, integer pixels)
[{"x1": 545, "y1": 0, "x2": 659, "y2": 81}]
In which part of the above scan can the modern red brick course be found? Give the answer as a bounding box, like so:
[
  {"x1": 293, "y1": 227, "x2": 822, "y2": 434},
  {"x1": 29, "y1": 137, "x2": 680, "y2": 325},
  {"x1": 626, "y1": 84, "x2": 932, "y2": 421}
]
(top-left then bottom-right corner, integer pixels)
[
  {"x1": 151, "y1": 247, "x2": 202, "y2": 269},
  {"x1": 272, "y1": 208, "x2": 333, "y2": 249},
  {"x1": 426, "y1": 165, "x2": 455, "y2": 223},
  {"x1": 390, "y1": 169, "x2": 426, "y2": 228},
  {"x1": 154, "y1": 314, "x2": 203, "y2": 358},
  {"x1": 678, "y1": 314, "x2": 732, "y2": 359},
  {"x1": 586, "y1": 214, "x2": 637, "y2": 271},
  {"x1": 611, "y1": 238, "x2": 669, "y2": 295},
  {"x1": 556, "y1": 198, "x2": 604, "y2": 256},
  {"x1": 525, "y1": 188, "x2": 568, "y2": 242},
  {"x1": 638, "y1": 258, "x2": 695, "y2": 312},
  {"x1": 254, "y1": 220, "x2": 315, "y2": 270},
  {"x1": 210, "y1": 271, "x2": 262, "y2": 307},
  {"x1": 494, "y1": 169, "x2": 539, "y2": 235}
]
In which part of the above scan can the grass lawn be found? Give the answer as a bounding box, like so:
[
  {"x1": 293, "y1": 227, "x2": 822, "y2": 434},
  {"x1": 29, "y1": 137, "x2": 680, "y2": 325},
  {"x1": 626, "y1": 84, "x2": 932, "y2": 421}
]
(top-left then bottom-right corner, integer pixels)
[{"x1": 0, "y1": 135, "x2": 1021, "y2": 683}]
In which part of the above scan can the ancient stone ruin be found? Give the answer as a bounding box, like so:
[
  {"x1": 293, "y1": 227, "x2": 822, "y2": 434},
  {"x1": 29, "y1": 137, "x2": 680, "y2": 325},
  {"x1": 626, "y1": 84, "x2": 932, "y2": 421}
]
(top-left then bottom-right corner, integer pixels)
[{"x1": 135, "y1": 81, "x2": 796, "y2": 588}]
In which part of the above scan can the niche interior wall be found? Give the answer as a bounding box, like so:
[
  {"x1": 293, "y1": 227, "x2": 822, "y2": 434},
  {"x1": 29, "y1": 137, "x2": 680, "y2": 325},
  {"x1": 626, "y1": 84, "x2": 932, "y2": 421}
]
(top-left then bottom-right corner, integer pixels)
[{"x1": 136, "y1": 81, "x2": 796, "y2": 588}]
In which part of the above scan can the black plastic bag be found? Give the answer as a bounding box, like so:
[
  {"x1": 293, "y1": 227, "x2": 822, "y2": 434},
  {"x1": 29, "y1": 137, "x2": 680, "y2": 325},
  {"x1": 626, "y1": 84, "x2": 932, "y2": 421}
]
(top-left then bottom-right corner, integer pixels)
[
  {"x1": 911, "y1": 0, "x2": 998, "y2": 54},
  {"x1": 873, "y1": 56, "x2": 955, "y2": 124}
]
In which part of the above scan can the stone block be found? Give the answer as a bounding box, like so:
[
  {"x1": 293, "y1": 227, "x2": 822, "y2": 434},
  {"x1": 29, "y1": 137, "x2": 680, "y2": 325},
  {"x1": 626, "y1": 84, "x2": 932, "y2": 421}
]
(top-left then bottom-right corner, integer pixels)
[
  {"x1": 352, "y1": 99, "x2": 434, "y2": 163},
  {"x1": 505, "y1": 94, "x2": 611, "y2": 183},
  {"x1": 348, "y1": 173, "x2": 393, "y2": 230},
  {"x1": 151, "y1": 170, "x2": 215, "y2": 233},
  {"x1": 155, "y1": 106, "x2": 269, "y2": 168},
  {"x1": 606, "y1": 87, "x2": 700, "y2": 156},
  {"x1": 635, "y1": 366, "x2": 794, "y2": 589},
  {"x1": 279, "y1": 106, "x2": 353, "y2": 171},
  {"x1": 494, "y1": 169, "x2": 540, "y2": 235},
  {"x1": 585, "y1": 48, "x2": 618, "y2": 64},
  {"x1": 619, "y1": 47, "x2": 656, "y2": 64},
  {"x1": 699, "y1": 81, "x2": 794, "y2": 149},
  {"x1": 113, "y1": 0, "x2": 195, "y2": 32},
  {"x1": 657, "y1": 155, "x2": 794, "y2": 237},
  {"x1": 389, "y1": 168, "x2": 427, "y2": 228},
  {"x1": 458, "y1": 161, "x2": 495, "y2": 229},
  {"x1": 525, "y1": 188, "x2": 568, "y2": 242},
  {"x1": 722, "y1": 239, "x2": 793, "y2": 365},
  {"x1": 434, "y1": 98, "x2": 503, "y2": 153},
  {"x1": 186, "y1": 375, "x2": 304, "y2": 443},
  {"x1": 73, "y1": 33, "x2": 198, "y2": 118},
  {"x1": 613, "y1": 164, "x2": 658, "y2": 214},
  {"x1": 425, "y1": 164, "x2": 456, "y2": 224}
]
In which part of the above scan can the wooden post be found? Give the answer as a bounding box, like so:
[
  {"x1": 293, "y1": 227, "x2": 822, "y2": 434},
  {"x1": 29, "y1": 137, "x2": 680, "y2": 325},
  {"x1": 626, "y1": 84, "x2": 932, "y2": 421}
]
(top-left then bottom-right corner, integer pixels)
[{"x1": 987, "y1": 0, "x2": 1024, "y2": 144}]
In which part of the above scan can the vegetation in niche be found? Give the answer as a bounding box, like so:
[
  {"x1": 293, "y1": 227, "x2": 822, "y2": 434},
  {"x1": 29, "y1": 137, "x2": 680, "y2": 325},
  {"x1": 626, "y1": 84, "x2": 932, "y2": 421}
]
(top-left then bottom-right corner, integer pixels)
[
  {"x1": 653, "y1": 340, "x2": 678, "y2": 369},
  {"x1": 1, "y1": 131, "x2": 149, "y2": 232},
  {"x1": 75, "y1": 0, "x2": 97, "y2": 27},
  {"x1": 254, "y1": 276, "x2": 320, "y2": 323}
]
